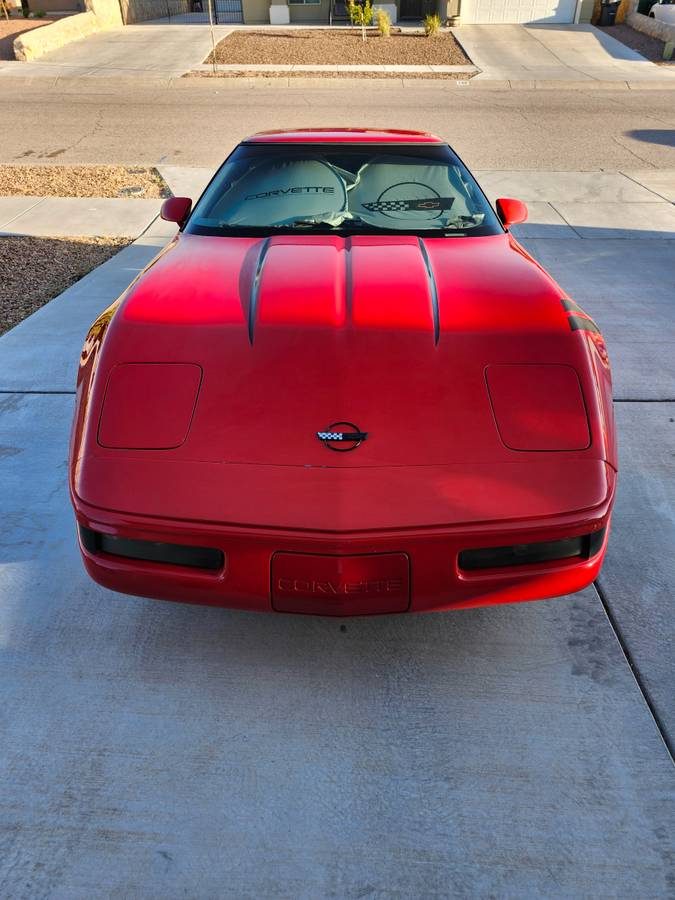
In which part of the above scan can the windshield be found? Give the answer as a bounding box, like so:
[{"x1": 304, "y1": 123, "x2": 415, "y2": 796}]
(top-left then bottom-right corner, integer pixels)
[{"x1": 186, "y1": 143, "x2": 503, "y2": 237}]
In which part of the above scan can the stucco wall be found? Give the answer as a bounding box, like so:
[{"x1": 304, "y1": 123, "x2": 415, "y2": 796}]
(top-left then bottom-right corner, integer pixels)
[
  {"x1": 288, "y1": 0, "x2": 329, "y2": 21},
  {"x1": 626, "y1": 9, "x2": 675, "y2": 41},
  {"x1": 119, "y1": 0, "x2": 169, "y2": 23},
  {"x1": 243, "y1": 0, "x2": 271, "y2": 23},
  {"x1": 13, "y1": 0, "x2": 122, "y2": 60}
]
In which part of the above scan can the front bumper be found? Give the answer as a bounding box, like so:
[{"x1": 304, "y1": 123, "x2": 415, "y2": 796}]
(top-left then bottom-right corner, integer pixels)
[{"x1": 73, "y1": 493, "x2": 612, "y2": 616}]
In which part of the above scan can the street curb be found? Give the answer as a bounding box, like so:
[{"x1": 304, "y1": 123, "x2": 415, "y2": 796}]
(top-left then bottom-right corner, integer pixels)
[
  {"x1": 2, "y1": 70, "x2": 675, "y2": 90},
  {"x1": 178, "y1": 75, "x2": 675, "y2": 90}
]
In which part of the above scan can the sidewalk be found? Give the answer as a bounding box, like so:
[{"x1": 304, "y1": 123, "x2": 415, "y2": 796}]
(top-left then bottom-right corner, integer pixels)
[
  {"x1": 0, "y1": 196, "x2": 163, "y2": 238},
  {"x1": 478, "y1": 169, "x2": 675, "y2": 240},
  {"x1": 0, "y1": 166, "x2": 213, "y2": 240}
]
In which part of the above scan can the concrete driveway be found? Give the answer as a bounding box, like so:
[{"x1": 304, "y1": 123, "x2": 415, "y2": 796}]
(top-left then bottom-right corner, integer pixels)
[
  {"x1": 456, "y1": 23, "x2": 675, "y2": 82},
  {"x1": 0, "y1": 165, "x2": 674, "y2": 896},
  {"x1": 13, "y1": 24, "x2": 232, "y2": 80}
]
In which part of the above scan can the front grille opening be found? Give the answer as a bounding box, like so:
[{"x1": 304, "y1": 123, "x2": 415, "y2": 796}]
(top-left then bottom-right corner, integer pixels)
[
  {"x1": 458, "y1": 527, "x2": 606, "y2": 572},
  {"x1": 79, "y1": 525, "x2": 224, "y2": 571}
]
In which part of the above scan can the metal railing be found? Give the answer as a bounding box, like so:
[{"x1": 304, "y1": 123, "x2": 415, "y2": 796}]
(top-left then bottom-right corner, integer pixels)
[{"x1": 120, "y1": 0, "x2": 243, "y2": 24}]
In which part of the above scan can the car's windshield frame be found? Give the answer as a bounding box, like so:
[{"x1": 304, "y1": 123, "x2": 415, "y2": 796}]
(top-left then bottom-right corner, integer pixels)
[{"x1": 184, "y1": 142, "x2": 504, "y2": 239}]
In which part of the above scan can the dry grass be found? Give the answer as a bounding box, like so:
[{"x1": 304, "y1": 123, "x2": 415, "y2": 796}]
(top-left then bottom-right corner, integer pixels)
[
  {"x1": 0, "y1": 236, "x2": 130, "y2": 334},
  {"x1": 0, "y1": 165, "x2": 171, "y2": 199},
  {"x1": 0, "y1": 17, "x2": 54, "y2": 61},
  {"x1": 206, "y1": 29, "x2": 471, "y2": 66}
]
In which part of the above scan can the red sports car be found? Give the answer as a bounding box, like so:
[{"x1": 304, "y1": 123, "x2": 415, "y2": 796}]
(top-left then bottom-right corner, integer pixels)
[{"x1": 70, "y1": 128, "x2": 616, "y2": 616}]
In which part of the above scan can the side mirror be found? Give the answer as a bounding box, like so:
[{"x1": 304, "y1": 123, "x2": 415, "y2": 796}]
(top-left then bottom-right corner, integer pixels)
[
  {"x1": 496, "y1": 198, "x2": 528, "y2": 228},
  {"x1": 160, "y1": 197, "x2": 192, "y2": 228}
]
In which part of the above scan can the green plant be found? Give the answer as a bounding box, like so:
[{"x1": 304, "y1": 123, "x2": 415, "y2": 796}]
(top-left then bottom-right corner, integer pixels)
[
  {"x1": 424, "y1": 12, "x2": 441, "y2": 35},
  {"x1": 35, "y1": 8, "x2": 45, "y2": 15},
  {"x1": 375, "y1": 7, "x2": 391, "y2": 36},
  {"x1": 347, "y1": 0, "x2": 373, "y2": 27}
]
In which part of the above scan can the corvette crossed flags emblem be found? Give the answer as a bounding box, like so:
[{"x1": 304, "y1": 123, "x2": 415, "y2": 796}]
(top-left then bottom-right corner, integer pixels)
[
  {"x1": 361, "y1": 197, "x2": 455, "y2": 213},
  {"x1": 317, "y1": 422, "x2": 368, "y2": 452}
]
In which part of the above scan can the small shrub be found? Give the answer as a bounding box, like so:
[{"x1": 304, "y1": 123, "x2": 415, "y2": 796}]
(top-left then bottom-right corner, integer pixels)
[
  {"x1": 35, "y1": 9, "x2": 45, "y2": 15},
  {"x1": 22, "y1": 6, "x2": 31, "y2": 14},
  {"x1": 375, "y1": 8, "x2": 391, "y2": 36},
  {"x1": 347, "y1": 0, "x2": 373, "y2": 26},
  {"x1": 424, "y1": 13, "x2": 441, "y2": 35}
]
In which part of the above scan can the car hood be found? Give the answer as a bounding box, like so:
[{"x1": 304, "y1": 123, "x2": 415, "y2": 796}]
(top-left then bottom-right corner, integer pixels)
[{"x1": 95, "y1": 232, "x2": 598, "y2": 468}]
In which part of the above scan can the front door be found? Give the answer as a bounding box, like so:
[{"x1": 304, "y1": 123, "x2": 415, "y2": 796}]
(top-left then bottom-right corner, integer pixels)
[{"x1": 398, "y1": 0, "x2": 426, "y2": 19}]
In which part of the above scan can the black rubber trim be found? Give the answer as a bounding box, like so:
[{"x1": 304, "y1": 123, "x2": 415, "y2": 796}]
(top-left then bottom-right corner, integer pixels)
[
  {"x1": 79, "y1": 525, "x2": 224, "y2": 571},
  {"x1": 568, "y1": 313, "x2": 600, "y2": 334},
  {"x1": 588, "y1": 527, "x2": 606, "y2": 558},
  {"x1": 458, "y1": 527, "x2": 606, "y2": 572}
]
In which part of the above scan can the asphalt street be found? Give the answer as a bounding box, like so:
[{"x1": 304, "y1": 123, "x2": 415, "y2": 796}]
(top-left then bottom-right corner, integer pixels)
[
  {"x1": 0, "y1": 84, "x2": 674, "y2": 169},
  {"x1": 0, "y1": 86, "x2": 674, "y2": 896}
]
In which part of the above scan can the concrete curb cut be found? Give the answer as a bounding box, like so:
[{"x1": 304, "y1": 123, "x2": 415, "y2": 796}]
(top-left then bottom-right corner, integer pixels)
[{"x1": 3, "y1": 68, "x2": 675, "y2": 90}]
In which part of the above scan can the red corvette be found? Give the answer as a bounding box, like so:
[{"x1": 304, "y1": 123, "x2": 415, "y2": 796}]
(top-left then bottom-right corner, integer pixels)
[{"x1": 69, "y1": 128, "x2": 616, "y2": 616}]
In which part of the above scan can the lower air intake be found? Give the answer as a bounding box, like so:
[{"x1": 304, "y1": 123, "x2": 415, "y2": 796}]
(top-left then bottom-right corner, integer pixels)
[
  {"x1": 458, "y1": 528, "x2": 606, "y2": 572},
  {"x1": 79, "y1": 525, "x2": 224, "y2": 571}
]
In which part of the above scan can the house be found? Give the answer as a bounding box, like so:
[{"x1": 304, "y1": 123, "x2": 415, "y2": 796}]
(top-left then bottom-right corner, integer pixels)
[
  {"x1": 122, "y1": 0, "x2": 596, "y2": 27},
  {"x1": 229, "y1": 0, "x2": 596, "y2": 25}
]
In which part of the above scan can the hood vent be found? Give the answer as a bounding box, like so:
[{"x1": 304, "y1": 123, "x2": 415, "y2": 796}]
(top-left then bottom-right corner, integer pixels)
[
  {"x1": 418, "y1": 237, "x2": 440, "y2": 346},
  {"x1": 248, "y1": 237, "x2": 271, "y2": 346}
]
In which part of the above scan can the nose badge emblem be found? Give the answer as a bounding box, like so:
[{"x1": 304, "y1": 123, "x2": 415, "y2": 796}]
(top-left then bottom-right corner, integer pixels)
[{"x1": 316, "y1": 422, "x2": 368, "y2": 452}]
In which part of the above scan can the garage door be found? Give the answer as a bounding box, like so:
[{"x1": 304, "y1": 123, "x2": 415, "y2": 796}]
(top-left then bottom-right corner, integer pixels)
[{"x1": 462, "y1": 0, "x2": 577, "y2": 23}]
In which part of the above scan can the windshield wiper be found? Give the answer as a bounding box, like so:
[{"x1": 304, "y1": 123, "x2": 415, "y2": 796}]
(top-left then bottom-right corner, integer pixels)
[
  {"x1": 198, "y1": 218, "x2": 475, "y2": 237},
  {"x1": 270, "y1": 217, "x2": 343, "y2": 229}
]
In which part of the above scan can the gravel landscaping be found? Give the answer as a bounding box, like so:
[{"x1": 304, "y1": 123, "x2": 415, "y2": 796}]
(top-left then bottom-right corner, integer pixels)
[
  {"x1": 206, "y1": 29, "x2": 471, "y2": 66},
  {"x1": 597, "y1": 23, "x2": 674, "y2": 65},
  {"x1": 0, "y1": 17, "x2": 54, "y2": 60},
  {"x1": 0, "y1": 166, "x2": 171, "y2": 199},
  {"x1": 0, "y1": 236, "x2": 130, "y2": 335}
]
